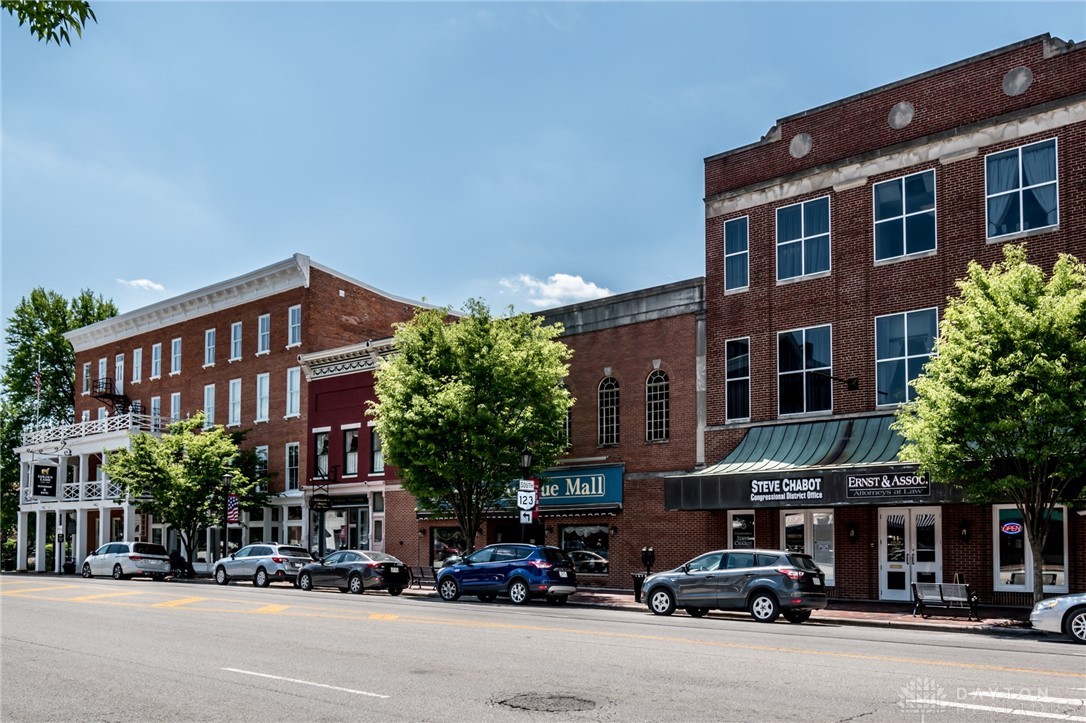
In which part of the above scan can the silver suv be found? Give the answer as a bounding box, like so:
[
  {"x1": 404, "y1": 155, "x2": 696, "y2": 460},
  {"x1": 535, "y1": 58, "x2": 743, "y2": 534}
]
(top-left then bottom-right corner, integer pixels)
[{"x1": 213, "y1": 543, "x2": 312, "y2": 587}]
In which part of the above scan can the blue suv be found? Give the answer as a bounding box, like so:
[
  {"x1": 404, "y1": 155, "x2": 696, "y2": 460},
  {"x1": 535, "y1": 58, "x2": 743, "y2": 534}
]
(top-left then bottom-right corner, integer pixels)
[{"x1": 436, "y1": 543, "x2": 577, "y2": 605}]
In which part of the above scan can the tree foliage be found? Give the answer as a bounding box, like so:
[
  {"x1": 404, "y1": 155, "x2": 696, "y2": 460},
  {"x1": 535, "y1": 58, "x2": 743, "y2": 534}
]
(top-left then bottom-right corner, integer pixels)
[
  {"x1": 369, "y1": 300, "x2": 573, "y2": 552},
  {"x1": 102, "y1": 414, "x2": 269, "y2": 573},
  {"x1": 894, "y1": 244, "x2": 1086, "y2": 602},
  {"x1": 2, "y1": 1, "x2": 96, "y2": 45}
]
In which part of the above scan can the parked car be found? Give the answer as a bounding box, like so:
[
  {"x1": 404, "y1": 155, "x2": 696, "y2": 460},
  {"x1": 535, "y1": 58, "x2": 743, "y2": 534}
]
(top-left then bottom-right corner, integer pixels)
[
  {"x1": 1030, "y1": 592, "x2": 1086, "y2": 644},
  {"x1": 213, "y1": 543, "x2": 313, "y2": 587},
  {"x1": 297, "y1": 550, "x2": 410, "y2": 595},
  {"x1": 81, "y1": 541, "x2": 170, "y2": 581},
  {"x1": 641, "y1": 548, "x2": 827, "y2": 623},
  {"x1": 436, "y1": 543, "x2": 577, "y2": 605}
]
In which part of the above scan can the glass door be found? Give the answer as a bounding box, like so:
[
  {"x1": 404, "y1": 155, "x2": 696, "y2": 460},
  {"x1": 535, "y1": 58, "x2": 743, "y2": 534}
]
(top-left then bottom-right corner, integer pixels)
[{"x1": 878, "y1": 507, "x2": 941, "y2": 601}]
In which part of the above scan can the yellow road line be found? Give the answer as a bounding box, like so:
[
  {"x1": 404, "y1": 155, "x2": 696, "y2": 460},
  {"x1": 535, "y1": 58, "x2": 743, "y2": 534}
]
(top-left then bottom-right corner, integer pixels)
[
  {"x1": 152, "y1": 596, "x2": 208, "y2": 608},
  {"x1": 1, "y1": 585, "x2": 82, "y2": 595},
  {"x1": 251, "y1": 604, "x2": 290, "y2": 614},
  {"x1": 68, "y1": 590, "x2": 145, "y2": 602}
]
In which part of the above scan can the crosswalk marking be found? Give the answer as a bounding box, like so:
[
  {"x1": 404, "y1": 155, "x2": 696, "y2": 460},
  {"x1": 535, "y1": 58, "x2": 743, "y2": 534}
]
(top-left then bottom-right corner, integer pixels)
[
  {"x1": 971, "y1": 692, "x2": 1085, "y2": 706},
  {"x1": 910, "y1": 699, "x2": 1086, "y2": 721}
]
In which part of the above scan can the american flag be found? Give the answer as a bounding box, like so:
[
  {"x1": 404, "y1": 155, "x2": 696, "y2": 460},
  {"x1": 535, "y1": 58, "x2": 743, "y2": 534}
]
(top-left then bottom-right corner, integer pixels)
[{"x1": 226, "y1": 494, "x2": 239, "y2": 523}]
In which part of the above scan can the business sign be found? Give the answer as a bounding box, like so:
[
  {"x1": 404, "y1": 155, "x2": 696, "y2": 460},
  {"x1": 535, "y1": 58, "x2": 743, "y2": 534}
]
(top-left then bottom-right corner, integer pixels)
[
  {"x1": 750, "y1": 476, "x2": 825, "y2": 504},
  {"x1": 32, "y1": 465, "x2": 57, "y2": 498},
  {"x1": 1001, "y1": 522, "x2": 1023, "y2": 535},
  {"x1": 503, "y1": 464, "x2": 624, "y2": 510},
  {"x1": 309, "y1": 493, "x2": 331, "y2": 510},
  {"x1": 845, "y1": 472, "x2": 930, "y2": 500}
]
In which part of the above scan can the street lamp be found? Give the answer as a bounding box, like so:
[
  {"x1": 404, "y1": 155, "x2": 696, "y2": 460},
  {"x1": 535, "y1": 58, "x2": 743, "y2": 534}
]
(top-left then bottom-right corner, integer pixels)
[{"x1": 520, "y1": 449, "x2": 536, "y2": 544}]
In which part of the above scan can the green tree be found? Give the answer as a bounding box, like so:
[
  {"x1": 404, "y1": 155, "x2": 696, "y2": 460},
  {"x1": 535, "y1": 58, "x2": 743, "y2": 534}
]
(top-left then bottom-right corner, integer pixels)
[
  {"x1": 1, "y1": 287, "x2": 117, "y2": 542},
  {"x1": 102, "y1": 413, "x2": 269, "y2": 576},
  {"x1": 2, "y1": 1, "x2": 96, "y2": 45},
  {"x1": 369, "y1": 299, "x2": 573, "y2": 553},
  {"x1": 894, "y1": 244, "x2": 1086, "y2": 604}
]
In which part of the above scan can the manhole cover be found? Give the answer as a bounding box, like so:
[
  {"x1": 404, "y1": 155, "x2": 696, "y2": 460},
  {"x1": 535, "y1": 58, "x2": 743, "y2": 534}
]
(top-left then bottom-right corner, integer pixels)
[{"x1": 499, "y1": 694, "x2": 598, "y2": 713}]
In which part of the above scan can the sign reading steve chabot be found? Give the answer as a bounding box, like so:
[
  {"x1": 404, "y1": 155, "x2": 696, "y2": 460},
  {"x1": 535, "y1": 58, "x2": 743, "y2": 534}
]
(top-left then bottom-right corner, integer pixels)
[{"x1": 750, "y1": 477, "x2": 825, "y2": 504}]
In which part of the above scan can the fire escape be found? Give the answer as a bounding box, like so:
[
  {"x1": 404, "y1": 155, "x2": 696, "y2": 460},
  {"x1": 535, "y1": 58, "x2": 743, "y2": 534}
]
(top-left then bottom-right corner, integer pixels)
[{"x1": 92, "y1": 378, "x2": 141, "y2": 414}]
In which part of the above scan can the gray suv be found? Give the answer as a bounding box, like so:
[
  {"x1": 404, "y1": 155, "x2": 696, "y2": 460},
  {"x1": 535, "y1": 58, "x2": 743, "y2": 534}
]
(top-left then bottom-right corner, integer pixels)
[
  {"x1": 642, "y1": 548, "x2": 827, "y2": 623},
  {"x1": 213, "y1": 543, "x2": 313, "y2": 587}
]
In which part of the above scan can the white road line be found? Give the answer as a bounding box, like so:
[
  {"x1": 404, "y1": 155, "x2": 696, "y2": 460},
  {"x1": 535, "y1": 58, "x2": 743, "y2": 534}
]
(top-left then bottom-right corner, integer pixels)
[
  {"x1": 970, "y1": 692, "x2": 1085, "y2": 706},
  {"x1": 222, "y1": 668, "x2": 389, "y2": 699},
  {"x1": 910, "y1": 699, "x2": 1086, "y2": 721}
]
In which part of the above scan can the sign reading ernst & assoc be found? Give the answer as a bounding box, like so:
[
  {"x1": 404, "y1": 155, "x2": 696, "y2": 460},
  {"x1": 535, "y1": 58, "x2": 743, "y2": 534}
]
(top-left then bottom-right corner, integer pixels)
[{"x1": 845, "y1": 472, "x2": 930, "y2": 499}]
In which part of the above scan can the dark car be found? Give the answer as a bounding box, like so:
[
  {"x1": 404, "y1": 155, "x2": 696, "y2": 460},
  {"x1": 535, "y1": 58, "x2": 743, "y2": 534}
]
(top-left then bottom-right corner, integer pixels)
[
  {"x1": 641, "y1": 548, "x2": 827, "y2": 623},
  {"x1": 297, "y1": 549, "x2": 410, "y2": 595},
  {"x1": 436, "y1": 543, "x2": 577, "y2": 605}
]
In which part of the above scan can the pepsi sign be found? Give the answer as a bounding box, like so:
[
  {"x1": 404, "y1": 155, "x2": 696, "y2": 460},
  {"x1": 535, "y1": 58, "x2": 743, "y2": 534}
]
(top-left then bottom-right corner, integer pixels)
[{"x1": 1001, "y1": 521, "x2": 1023, "y2": 535}]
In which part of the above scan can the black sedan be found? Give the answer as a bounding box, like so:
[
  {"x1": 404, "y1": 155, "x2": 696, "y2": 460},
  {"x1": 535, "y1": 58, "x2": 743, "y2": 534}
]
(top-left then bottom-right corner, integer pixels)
[{"x1": 296, "y1": 550, "x2": 410, "y2": 595}]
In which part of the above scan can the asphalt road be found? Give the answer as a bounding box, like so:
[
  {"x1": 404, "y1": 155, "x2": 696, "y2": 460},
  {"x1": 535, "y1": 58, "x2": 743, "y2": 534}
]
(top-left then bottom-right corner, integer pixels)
[{"x1": 2, "y1": 575, "x2": 1084, "y2": 722}]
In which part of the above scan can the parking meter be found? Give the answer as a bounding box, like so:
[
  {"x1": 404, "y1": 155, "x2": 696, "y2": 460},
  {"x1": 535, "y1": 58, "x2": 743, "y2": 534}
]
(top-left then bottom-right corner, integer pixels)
[{"x1": 641, "y1": 546, "x2": 655, "y2": 575}]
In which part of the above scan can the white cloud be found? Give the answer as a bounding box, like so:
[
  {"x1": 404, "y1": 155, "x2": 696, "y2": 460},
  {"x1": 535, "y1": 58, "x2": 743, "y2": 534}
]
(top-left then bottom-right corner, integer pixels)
[
  {"x1": 117, "y1": 278, "x2": 166, "y2": 293},
  {"x1": 501, "y1": 273, "x2": 612, "y2": 308}
]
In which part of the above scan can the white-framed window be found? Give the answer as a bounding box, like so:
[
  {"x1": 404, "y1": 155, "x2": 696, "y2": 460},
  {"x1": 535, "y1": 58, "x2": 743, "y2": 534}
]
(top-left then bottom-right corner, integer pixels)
[
  {"x1": 228, "y1": 379, "x2": 241, "y2": 426},
  {"x1": 98, "y1": 407, "x2": 107, "y2": 421},
  {"x1": 598, "y1": 376, "x2": 619, "y2": 446},
  {"x1": 131, "y1": 348, "x2": 142, "y2": 383},
  {"x1": 874, "y1": 169, "x2": 936, "y2": 262},
  {"x1": 370, "y1": 427, "x2": 384, "y2": 474},
  {"x1": 255, "y1": 373, "x2": 270, "y2": 422},
  {"x1": 254, "y1": 446, "x2": 268, "y2": 492},
  {"x1": 204, "y1": 329, "x2": 216, "y2": 366},
  {"x1": 81, "y1": 409, "x2": 91, "y2": 423},
  {"x1": 728, "y1": 510, "x2": 756, "y2": 549},
  {"x1": 203, "y1": 384, "x2": 215, "y2": 427},
  {"x1": 230, "y1": 322, "x2": 243, "y2": 361},
  {"x1": 782, "y1": 509, "x2": 834, "y2": 586},
  {"x1": 82, "y1": 362, "x2": 91, "y2": 395},
  {"x1": 344, "y1": 427, "x2": 359, "y2": 476},
  {"x1": 114, "y1": 354, "x2": 125, "y2": 394},
  {"x1": 169, "y1": 392, "x2": 181, "y2": 422},
  {"x1": 778, "y1": 324, "x2": 832, "y2": 416},
  {"x1": 285, "y1": 442, "x2": 300, "y2": 491},
  {"x1": 285, "y1": 367, "x2": 301, "y2": 417},
  {"x1": 97, "y1": 357, "x2": 107, "y2": 389},
  {"x1": 288, "y1": 305, "x2": 301, "y2": 347},
  {"x1": 724, "y1": 216, "x2": 749, "y2": 292},
  {"x1": 645, "y1": 370, "x2": 669, "y2": 442},
  {"x1": 257, "y1": 314, "x2": 270, "y2": 355},
  {"x1": 986, "y1": 138, "x2": 1058, "y2": 240},
  {"x1": 314, "y1": 431, "x2": 330, "y2": 477},
  {"x1": 993, "y1": 505, "x2": 1067, "y2": 593},
  {"x1": 170, "y1": 338, "x2": 182, "y2": 375},
  {"x1": 776, "y1": 197, "x2": 830, "y2": 281},
  {"x1": 725, "y1": 337, "x2": 751, "y2": 422},
  {"x1": 151, "y1": 343, "x2": 162, "y2": 379},
  {"x1": 875, "y1": 308, "x2": 938, "y2": 406},
  {"x1": 150, "y1": 396, "x2": 161, "y2": 432}
]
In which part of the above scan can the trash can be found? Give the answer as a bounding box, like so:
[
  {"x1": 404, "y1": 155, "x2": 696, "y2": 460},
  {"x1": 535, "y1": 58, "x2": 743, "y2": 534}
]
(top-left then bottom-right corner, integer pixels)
[
  {"x1": 631, "y1": 572, "x2": 646, "y2": 603},
  {"x1": 62, "y1": 559, "x2": 76, "y2": 575}
]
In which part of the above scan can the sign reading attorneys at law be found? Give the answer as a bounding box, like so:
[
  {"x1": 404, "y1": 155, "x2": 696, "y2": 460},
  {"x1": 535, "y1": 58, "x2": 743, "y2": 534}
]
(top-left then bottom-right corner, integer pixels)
[
  {"x1": 845, "y1": 472, "x2": 930, "y2": 499},
  {"x1": 32, "y1": 465, "x2": 58, "y2": 498}
]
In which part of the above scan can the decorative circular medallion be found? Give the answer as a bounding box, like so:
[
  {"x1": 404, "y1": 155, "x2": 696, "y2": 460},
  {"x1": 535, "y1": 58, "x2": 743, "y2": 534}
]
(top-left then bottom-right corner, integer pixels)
[
  {"x1": 789, "y1": 132, "x2": 812, "y2": 159},
  {"x1": 888, "y1": 101, "x2": 915, "y2": 129},
  {"x1": 1002, "y1": 66, "x2": 1033, "y2": 97}
]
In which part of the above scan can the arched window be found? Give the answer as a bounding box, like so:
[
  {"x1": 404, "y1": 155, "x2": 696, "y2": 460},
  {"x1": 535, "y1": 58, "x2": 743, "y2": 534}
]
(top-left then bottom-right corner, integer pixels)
[
  {"x1": 646, "y1": 370, "x2": 669, "y2": 442},
  {"x1": 598, "y1": 377, "x2": 620, "y2": 446}
]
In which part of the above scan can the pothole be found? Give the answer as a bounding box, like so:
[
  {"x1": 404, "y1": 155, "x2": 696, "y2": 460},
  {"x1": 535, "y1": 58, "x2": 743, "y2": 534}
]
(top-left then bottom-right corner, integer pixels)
[{"x1": 498, "y1": 694, "x2": 598, "y2": 713}]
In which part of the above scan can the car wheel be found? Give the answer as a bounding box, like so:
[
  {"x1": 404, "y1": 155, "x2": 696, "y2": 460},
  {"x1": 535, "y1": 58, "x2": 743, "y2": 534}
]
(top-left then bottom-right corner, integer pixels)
[
  {"x1": 253, "y1": 568, "x2": 270, "y2": 588},
  {"x1": 784, "y1": 609, "x2": 812, "y2": 624},
  {"x1": 648, "y1": 588, "x2": 676, "y2": 616},
  {"x1": 298, "y1": 572, "x2": 313, "y2": 591},
  {"x1": 112, "y1": 564, "x2": 125, "y2": 581},
  {"x1": 388, "y1": 587, "x2": 403, "y2": 596},
  {"x1": 508, "y1": 579, "x2": 530, "y2": 605},
  {"x1": 477, "y1": 593, "x2": 497, "y2": 603},
  {"x1": 749, "y1": 591, "x2": 780, "y2": 623},
  {"x1": 349, "y1": 574, "x2": 364, "y2": 594},
  {"x1": 438, "y1": 577, "x2": 461, "y2": 602},
  {"x1": 1064, "y1": 607, "x2": 1086, "y2": 644},
  {"x1": 685, "y1": 607, "x2": 709, "y2": 618},
  {"x1": 214, "y1": 567, "x2": 228, "y2": 585},
  {"x1": 81, "y1": 563, "x2": 92, "y2": 579}
]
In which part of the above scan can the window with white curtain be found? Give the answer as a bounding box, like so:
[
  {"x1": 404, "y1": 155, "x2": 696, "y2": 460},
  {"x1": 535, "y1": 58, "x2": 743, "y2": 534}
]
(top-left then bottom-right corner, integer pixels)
[
  {"x1": 255, "y1": 373, "x2": 269, "y2": 422},
  {"x1": 777, "y1": 197, "x2": 830, "y2": 281},
  {"x1": 286, "y1": 367, "x2": 301, "y2": 417},
  {"x1": 170, "y1": 338, "x2": 182, "y2": 375},
  {"x1": 257, "y1": 314, "x2": 270, "y2": 354},
  {"x1": 231, "y1": 322, "x2": 243, "y2": 360},
  {"x1": 986, "y1": 138, "x2": 1058, "y2": 239},
  {"x1": 169, "y1": 392, "x2": 181, "y2": 422},
  {"x1": 203, "y1": 384, "x2": 215, "y2": 427},
  {"x1": 82, "y1": 362, "x2": 91, "y2": 394},
  {"x1": 228, "y1": 379, "x2": 241, "y2": 426},
  {"x1": 288, "y1": 305, "x2": 301, "y2": 347},
  {"x1": 285, "y1": 442, "x2": 300, "y2": 491},
  {"x1": 132, "y1": 348, "x2": 142, "y2": 383},
  {"x1": 151, "y1": 343, "x2": 162, "y2": 378},
  {"x1": 204, "y1": 329, "x2": 216, "y2": 366}
]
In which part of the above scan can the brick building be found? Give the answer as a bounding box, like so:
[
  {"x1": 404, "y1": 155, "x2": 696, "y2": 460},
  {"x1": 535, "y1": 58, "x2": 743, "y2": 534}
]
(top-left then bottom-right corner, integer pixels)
[
  {"x1": 13, "y1": 255, "x2": 430, "y2": 571},
  {"x1": 667, "y1": 34, "x2": 1086, "y2": 605}
]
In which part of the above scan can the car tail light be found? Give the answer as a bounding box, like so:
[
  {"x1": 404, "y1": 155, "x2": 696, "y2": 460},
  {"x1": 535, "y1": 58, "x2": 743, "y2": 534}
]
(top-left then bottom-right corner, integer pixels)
[
  {"x1": 777, "y1": 568, "x2": 804, "y2": 581},
  {"x1": 529, "y1": 559, "x2": 554, "y2": 570},
  {"x1": 128, "y1": 555, "x2": 143, "y2": 561},
  {"x1": 271, "y1": 556, "x2": 285, "y2": 563}
]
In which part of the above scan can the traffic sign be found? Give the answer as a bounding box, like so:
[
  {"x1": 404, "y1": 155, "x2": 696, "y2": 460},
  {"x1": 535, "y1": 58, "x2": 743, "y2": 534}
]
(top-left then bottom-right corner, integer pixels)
[
  {"x1": 519, "y1": 479, "x2": 535, "y2": 491},
  {"x1": 519, "y1": 509, "x2": 533, "y2": 524},
  {"x1": 517, "y1": 490, "x2": 536, "y2": 510}
]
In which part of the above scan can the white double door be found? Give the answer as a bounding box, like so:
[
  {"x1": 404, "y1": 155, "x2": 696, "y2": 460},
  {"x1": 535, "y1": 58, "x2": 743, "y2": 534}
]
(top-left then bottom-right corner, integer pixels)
[{"x1": 879, "y1": 506, "x2": 942, "y2": 601}]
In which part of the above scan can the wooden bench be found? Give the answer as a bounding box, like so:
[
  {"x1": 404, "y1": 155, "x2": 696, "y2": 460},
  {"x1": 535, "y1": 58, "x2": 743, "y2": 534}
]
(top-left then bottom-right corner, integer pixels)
[
  {"x1": 409, "y1": 566, "x2": 438, "y2": 590},
  {"x1": 911, "y1": 581, "x2": 981, "y2": 621}
]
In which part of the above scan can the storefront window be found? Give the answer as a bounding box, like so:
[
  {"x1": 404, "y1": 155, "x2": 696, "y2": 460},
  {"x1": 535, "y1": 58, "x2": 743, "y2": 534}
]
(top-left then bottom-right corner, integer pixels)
[
  {"x1": 433, "y1": 527, "x2": 466, "y2": 565},
  {"x1": 781, "y1": 510, "x2": 834, "y2": 586},
  {"x1": 560, "y1": 525, "x2": 610, "y2": 575},
  {"x1": 729, "y1": 511, "x2": 755, "y2": 549},
  {"x1": 994, "y1": 505, "x2": 1066, "y2": 592}
]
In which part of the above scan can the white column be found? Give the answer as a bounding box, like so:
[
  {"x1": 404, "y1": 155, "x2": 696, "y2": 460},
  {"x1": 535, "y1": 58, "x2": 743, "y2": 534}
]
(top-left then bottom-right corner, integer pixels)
[
  {"x1": 99, "y1": 504, "x2": 111, "y2": 545},
  {"x1": 16, "y1": 510, "x2": 29, "y2": 571},
  {"x1": 122, "y1": 502, "x2": 136, "y2": 541},
  {"x1": 75, "y1": 508, "x2": 88, "y2": 565},
  {"x1": 34, "y1": 509, "x2": 46, "y2": 572},
  {"x1": 263, "y1": 510, "x2": 272, "y2": 545},
  {"x1": 78, "y1": 452, "x2": 89, "y2": 500}
]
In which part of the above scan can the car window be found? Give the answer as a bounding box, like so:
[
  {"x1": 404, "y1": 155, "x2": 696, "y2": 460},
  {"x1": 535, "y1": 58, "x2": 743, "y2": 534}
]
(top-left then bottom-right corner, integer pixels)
[
  {"x1": 133, "y1": 543, "x2": 167, "y2": 556},
  {"x1": 467, "y1": 548, "x2": 495, "y2": 563},
  {"x1": 543, "y1": 548, "x2": 572, "y2": 564},
  {"x1": 278, "y1": 546, "x2": 310, "y2": 558},
  {"x1": 687, "y1": 552, "x2": 723, "y2": 572},
  {"x1": 365, "y1": 552, "x2": 399, "y2": 562},
  {"x1": 255, "y1": 546, "x2": 274, "y2": 556},
  {"x1": 787, "y1": 554, "x2": 821, "y2": 572},
  {"x1": 323, "y1": 551, "x2": 344, "y2": 564},
  {"x1": 106, "y1": 543, "x2": 125, "y2": 555},
  {"x1": 234, "y1": 546, "x2": 253, "y2": 558},
  {"x1": 95, "y1": 545, "x2": 111, "y2": 555},
  {"x1": 756, "y1": 553, "x2": 783, "y2": 567},
  {"x1": 725, "y1": 552, "x2": 755, "y2": 569},
  {"x1": 491, "y1": 546, "x2": 521, "y2": 562}
]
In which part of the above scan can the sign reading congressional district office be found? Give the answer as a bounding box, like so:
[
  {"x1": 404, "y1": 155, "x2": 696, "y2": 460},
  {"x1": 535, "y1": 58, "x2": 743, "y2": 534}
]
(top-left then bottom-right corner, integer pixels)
[{"x1": 845, "y1": 473, "x2": 930, "y2": 499}]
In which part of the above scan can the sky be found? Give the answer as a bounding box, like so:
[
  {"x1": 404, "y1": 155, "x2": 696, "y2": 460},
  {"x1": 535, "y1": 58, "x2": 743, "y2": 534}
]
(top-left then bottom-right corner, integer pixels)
[{"x1": 3, "y1": 1, "x2": 1084, "y2": 327}]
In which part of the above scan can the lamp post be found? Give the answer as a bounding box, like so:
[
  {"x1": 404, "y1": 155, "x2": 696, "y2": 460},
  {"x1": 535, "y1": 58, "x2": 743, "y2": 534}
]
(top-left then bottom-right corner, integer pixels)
[{"x1": 520, "y1": 448, "x2": 534, "y2": 544}]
